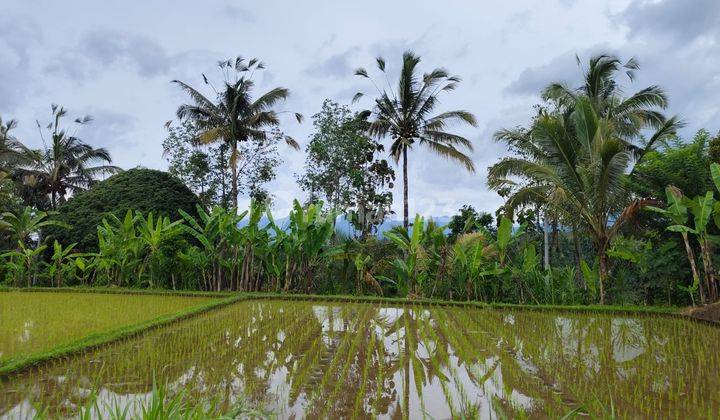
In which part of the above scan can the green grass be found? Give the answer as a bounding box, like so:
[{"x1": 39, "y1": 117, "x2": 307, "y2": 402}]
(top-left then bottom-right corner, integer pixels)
[
  {"x1": 0, "y1": 293, "x2": 244, "y2": 376},
  {"x1": 0, "y1": 285, "x2": 235, "y2": 298}
]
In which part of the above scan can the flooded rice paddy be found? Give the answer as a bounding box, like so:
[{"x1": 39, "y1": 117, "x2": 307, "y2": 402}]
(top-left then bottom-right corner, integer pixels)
[
  {"x1": 1, "y1": 299, "x2": 719, "y2": 418},
  {"x1": 0, "y1": 291, "x2": 216, "y2": 364}
]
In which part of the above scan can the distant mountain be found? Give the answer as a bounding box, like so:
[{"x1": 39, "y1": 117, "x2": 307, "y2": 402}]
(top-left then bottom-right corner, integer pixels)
[
  {"x1": 333, "y1": 215, "x2": 452, "y2": 236},
  {"x1": 238, "y1": 214, "x2": 453, "y2": 237}
]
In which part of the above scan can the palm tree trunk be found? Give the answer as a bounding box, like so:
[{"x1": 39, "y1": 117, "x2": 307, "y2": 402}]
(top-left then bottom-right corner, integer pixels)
[
  {"x1": 543, "y1": 218, "x2": 550, "y2": 270},
  {"x1": 231, "y1": 141, "x2": 239, "y2": 209},
  {"x1": 402, "y1": 146, "x2": 409, "y2": 229},
  {"x1": 598, "y1": 249, "x2": 608, "y2": 305},
  {"x1": 572, "y1": 228, "x2": 586, "y2": 290}
]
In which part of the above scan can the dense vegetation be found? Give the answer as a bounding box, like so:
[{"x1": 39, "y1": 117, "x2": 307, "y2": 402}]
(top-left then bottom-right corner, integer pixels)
[
  {"x1": 1, "y1": 52, "x2": 719, "y2": 308},
  {"x1": 43, "y1": 168, "x2": 201, "y2": 251}
]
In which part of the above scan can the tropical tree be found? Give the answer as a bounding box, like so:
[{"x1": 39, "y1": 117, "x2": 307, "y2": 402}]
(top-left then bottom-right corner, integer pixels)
[
  {"x1": 488, "y1": 55, "x2": 680, "y2": 304},
  {"x1": 298, "y1": 99, "x2": 395, "y2": 237},
  {"x1": 19, "y1": 105, "x2": 121, "y2": 209},
  {"x1": 489, "y1": 98, "x2": 678, "y2": 304},
  {"x1": 0, "y1": 206, "x2": 66, "y2": 248},
  {"x1": 542, "y1": 54, "x2": 676, "y2": 145},
  {"x1": 0, "y1": 206, "x2": 66, "y2": 286},
  {"x1": 173, "y1": 57, "x2": 301, "y2": 209},
  {"x1": 0, "y1": 117, "x2": 32, "y2": 173},
  {"x1": 354, "y1": 51, "x2": 477, "y2": 228}
]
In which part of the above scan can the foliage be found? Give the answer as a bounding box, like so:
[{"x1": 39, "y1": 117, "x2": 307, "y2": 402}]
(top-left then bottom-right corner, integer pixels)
[
  {"x1": 647, "y1": 163, "x2": 720, "y2": 304},
  {"x1": 631, "y1": 130, "x2": 713, "y2": 200},
  {"x1": 163, "y1": 119, "x2": 283, "y2": 208},
  {"x1": 16, "y1": 105, "x2": 121, "y2": 210},
  {"x1": 298, "y1": 99, "x2": 395, "y2": 237},
  {"x1": 173, "y1": 56, "x2": 301, "y2": 208},
  {"x1": 44, "y1": 168, "x2": 201, "y2": 251},
  {"x1": 447, "y1": 204, "x2": 495, "y2": 242},
  {"x1": 355, "y1": 51, "x2": 477, "y2": 228},
  {"x1": 488, "y1": 54, "x2": 680, "y2": 304}
]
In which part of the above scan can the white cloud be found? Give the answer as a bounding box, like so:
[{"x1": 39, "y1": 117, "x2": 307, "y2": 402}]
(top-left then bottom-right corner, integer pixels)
[{"x1": 2, "y1": 0, "x2": 718, "y2": 219}]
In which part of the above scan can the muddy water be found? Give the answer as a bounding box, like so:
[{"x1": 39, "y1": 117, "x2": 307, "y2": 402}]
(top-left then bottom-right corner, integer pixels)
[{"x1": 1, "y1": 300, "x2": 719, "y2": 418}]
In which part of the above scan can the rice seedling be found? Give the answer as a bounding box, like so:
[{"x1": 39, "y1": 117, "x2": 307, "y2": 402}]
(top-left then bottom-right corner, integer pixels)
[
  {"x1": 0, "y1": 291, "x2": 217, "y2": 365},
  {"x1": 1, "y1": 298, "x2": 719, "y2": 419}
]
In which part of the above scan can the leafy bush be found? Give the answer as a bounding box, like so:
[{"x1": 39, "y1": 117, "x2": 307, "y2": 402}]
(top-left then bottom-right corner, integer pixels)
[{"x1": 45, "y1": 169, "x2": 202, "y2": 251}]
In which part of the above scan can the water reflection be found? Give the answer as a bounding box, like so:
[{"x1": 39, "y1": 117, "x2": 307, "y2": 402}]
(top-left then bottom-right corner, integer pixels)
[{"x1": 1, "y1": 300, "x2": 719, "y2": 418}]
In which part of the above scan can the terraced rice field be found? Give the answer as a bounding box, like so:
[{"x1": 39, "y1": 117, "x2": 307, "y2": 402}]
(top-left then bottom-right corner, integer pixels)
[
  {"x1": 0, "y1": 291, "x2": 216, "y2": 365},
  {"x1": 1, "y1": 298, "x2": 719, "y2": 418}
]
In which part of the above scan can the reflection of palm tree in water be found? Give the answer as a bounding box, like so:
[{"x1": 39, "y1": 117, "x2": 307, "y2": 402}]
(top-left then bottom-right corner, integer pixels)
[{"x1": 4, "y1": 303, "x2": 719, "y2": 419}]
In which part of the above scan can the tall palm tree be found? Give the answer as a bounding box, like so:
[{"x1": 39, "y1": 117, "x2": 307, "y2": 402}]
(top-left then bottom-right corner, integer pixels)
[
  {"x1": 20, "y1": 105, "x2": 121, "y2": 210},
  {"x1": 354, "y1": 51, "x2": 477, "y2": 228},
  {"x1": 543, "y1": 54, "x2": 671, "y2": 154},
  {"x1": 173, "y1": 57, "x2": 301, "y2": 209},
  {"x1": 489, "y1": 60, "x2": 679, "y2": 304},
  {"x1": 0, "y1": 117, "x2": 33, "y2": 173}
]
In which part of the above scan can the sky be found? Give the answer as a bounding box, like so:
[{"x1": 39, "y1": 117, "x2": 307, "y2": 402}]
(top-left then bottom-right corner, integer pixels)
[{"x1": 1, "y1": 0, "x2": 719, "y2": 217}]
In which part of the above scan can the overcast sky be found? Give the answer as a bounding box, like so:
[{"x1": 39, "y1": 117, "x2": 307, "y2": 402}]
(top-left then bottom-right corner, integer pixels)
[{"x1": 2, "y1": 0, "x2": 718, "y2": 217}]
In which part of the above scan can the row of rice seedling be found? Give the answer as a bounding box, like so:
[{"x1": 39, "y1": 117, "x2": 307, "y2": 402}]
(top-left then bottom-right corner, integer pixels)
[
  {"x1": 318, "y1": 307, "x2": 375, "y2": 418},
  {"x1": 2, "y1": 299, "x2": 719, "y2": 418},
  {"x1": 0, "y1": 291, "x2": 217, "y2": 364},
  {"x1": 461, "y1": 308, "x2": 720, "y2": 418}
]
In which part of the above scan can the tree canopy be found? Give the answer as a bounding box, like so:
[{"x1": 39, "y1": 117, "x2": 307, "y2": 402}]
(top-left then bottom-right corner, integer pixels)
[{"x1": 44, "y1": 168, "x2": 201, "y2": 251}]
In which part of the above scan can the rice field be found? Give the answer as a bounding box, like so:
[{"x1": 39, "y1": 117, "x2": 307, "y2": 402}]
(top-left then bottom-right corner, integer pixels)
[
  {"x1": 0, "y1": 291, "x2": 216, "y2": 365},
  {"x1": 1, "y1": 298, "x2": 719, "y2": 419}
]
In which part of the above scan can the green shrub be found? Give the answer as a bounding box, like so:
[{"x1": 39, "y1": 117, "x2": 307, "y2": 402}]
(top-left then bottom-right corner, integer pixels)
[{"x1": 45, "y1": 169, "x2": 202, "y2": 251}]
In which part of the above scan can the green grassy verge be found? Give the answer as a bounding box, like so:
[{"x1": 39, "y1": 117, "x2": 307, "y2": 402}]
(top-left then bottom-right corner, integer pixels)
[
  {"x1": 244, "y1": 292, "x2": 680, "y2": 314},
  {"x1": 0, "y1": 294, "x2": 247, "y2": 377},
  {"x1": 243, "y1": 292, "x2": 720, "y2": 325},
  {"x1": 0, "y1": 285, "x2": 234, "y2": 298}
]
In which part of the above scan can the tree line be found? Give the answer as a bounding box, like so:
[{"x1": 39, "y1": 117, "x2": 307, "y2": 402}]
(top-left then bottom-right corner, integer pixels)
[{"x1": 0, "y1": 51, "x2": 718, "y2": 306}]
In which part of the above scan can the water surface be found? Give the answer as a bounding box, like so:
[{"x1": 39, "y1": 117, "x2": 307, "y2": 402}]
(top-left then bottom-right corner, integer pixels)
[{"x1": 1, "y1": 299, "x2": 718, "y2": 418}]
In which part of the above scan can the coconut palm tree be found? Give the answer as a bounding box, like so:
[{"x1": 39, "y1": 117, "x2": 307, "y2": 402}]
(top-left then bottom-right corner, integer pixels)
[
  {"x1": 354, "y1": 51, "x2": 477, "y2": 228},
  {"x1": 19, "y1": 105, "x2": 121, "y2": 210},
  {"x1": 489, "y1": 98, "x2": 678, "y2": 304},
  {"x1": 543, "y1": 54, "x2": 670, "y2": 153},
  {"x1": 0, "y1": 117, "x2": 33, "y2": 173},
  {"x1": 173, "y1": 57, "x2": 301, "y2": 209},
  {"x1": 489, "y1": 54, "x2": 680, "y2": 304}
]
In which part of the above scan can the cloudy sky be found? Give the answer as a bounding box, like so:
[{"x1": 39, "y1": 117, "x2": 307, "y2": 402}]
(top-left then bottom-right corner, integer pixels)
[{"x1": 2, "y1": 0, "x2": 718, "y2": 217}]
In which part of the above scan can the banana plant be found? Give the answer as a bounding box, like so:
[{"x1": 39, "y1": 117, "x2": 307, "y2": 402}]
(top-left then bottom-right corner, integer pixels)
[
  {"x1": 380, "y1": 214, "x2": 426, "y2": 296},
  {"x1": 686, "y1": 191, "x2": 717, "y2": 303},
  {"x1": 495, "y1": 216, "x2": 522, "y2": 267},
  {"x1": 136, "y1": 212, "x2": 184, "y2": 288},
  {"x1": 96, "y1": 210, "x2": 142, "y2": 287},
  {"x1": 353, "y1": 252, "x2": 384, "y2": 295},
  {"x1": 451, "y1": 232, "x2": 504, "y2": 300},
  {"x1": 47, "y1": 240, "x2": 77, "y2": 287},
  {"x1": 276, "y1": 200, "x2": 337, "y2": 292},
  {"x1": 0, "y1": 206, "x2": 67, "y2": 248},
  {"x1": 73, "y1": 254, "x2": 97, "y2": 286},
  {"x1": 1, "y1": 242, "x2": 47, "y2": 287},
  {"x1": 178, "y1": 206, "x2": 246, "y2": 291},
  {"x1": 646, "y1": 186, "x2": 703, "y2": 302},
  {"x1": 238, "y1": 200, "x2": 270, "y2": 291}
]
